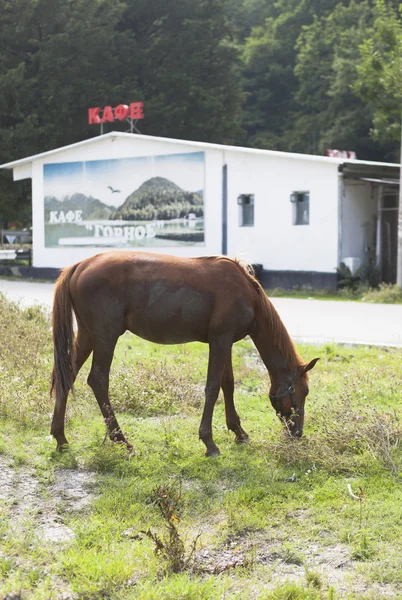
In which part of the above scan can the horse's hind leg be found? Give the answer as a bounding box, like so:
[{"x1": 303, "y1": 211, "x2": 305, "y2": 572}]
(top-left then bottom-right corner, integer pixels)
[
  {"x1": 87, "y1": 336, "x2": 131, "y2": 448},
  {"x1": 221, "y1": 352, "x2": 249, "y2": 444},
  {"x1": 51, "y1": 319, "x2": 92, "y2": 449},
  {"x1": 199, "y1": 336, "x2": 232, "y2": 457}
]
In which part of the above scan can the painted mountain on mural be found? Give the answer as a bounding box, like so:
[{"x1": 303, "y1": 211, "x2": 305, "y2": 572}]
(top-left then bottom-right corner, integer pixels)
[
  {"x1": 112, "y1": 177, "x2": 203, "y2": 221},
  {"x1": 44, "y1": 194, "x2": 115, "y2": 221}
]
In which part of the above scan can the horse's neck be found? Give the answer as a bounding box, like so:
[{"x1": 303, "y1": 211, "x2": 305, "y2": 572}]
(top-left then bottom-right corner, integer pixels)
[{"x1": 251, "y1": 322, "x2": 295, "y2": 383}]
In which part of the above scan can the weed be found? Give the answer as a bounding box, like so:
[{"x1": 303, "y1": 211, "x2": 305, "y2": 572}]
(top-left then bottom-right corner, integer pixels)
[
  {"x1": 26, "y1": 567, "x2": 44, "y2": 587},
  {"x1": 0, "y1": 557, "x2": 14, "y2": 578},
  {"x1": 279, "y1": 542, "x2": 304, "y2": 566},
  {"x1": 336, "y1": 262, "x2": 362, "y2": 292},
  {"x1": 142, "y1": 481, "x2": 200, "y2": 574},
  {"x1": 85, "y1": 439, "x2": 132, "y2": 475},
  {"x1": 351, "y1": 533, "x2": 375, "y2": 561},
  {"x1": 304, "y1": 567, "x2": 323, "y2": 589}
]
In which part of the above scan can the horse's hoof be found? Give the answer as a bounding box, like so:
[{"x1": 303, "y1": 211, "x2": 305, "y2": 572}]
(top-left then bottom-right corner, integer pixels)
[
  {"x1": 235, "y1": 434, "x2": 250, "y2": 445},
  {"x1": 114, "y1": 439, "x2": 135, "y2": 453},
  {"x1": 205, "y1": 447, "x2": 221, "y2": 457},
  {"x1": 56, "y1": 442, "x2": 69, "y2": 452},
  {"x1": 110, "y1": 432, "x2": 129, "y2": 445}
]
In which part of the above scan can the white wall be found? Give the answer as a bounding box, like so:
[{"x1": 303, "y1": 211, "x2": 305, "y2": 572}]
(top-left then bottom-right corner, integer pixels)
[
  {"x1": 30, "y1": 135, "x2": 224, "y2": 268},
  {"x1": 21, "y1": 134, "x2": 342, "y2": 272},
  {"x1": 341, "y1": 180, "x2": 377, "y2": 267},
  {"x1": 225, "y1": 151, "x2": 340, "y2": 273}
]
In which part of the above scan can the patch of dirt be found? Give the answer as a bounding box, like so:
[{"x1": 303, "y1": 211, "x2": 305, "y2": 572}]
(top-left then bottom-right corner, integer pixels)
[
  {"x1": 193, "y1": 531, "x2": 399, "y2": 598},
  {"x1": 194, "y1": 546, "x2": 250, "y2": 573},
  {"x1": 0, "y1": 455, "x2": 97, "y2": 598},
  {"x1": 0, "y1": 455, "x2": 95, "y2": 544}
]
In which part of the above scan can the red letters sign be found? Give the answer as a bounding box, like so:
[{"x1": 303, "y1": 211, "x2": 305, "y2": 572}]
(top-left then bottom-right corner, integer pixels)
[
  {"x1": 326, "y1": 149, "x2": 357, "y2": 159},
  {"x1": 88, "y1": 102, "x2": 144, "y2": 125}
]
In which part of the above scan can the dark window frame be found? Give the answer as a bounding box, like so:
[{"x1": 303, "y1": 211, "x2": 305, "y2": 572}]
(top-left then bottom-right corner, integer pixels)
[
  {"x1": 237, "y1": 194, "x2": 255, "y2": 227},
  {"x1": 291, "y1": 191, "x2": 310, "y2": 225}
]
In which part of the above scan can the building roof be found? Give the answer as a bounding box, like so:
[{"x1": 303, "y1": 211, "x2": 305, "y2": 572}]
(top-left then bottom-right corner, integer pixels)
[{"x1": 0, "y1": 130, "x2": 400, "y2": 170}]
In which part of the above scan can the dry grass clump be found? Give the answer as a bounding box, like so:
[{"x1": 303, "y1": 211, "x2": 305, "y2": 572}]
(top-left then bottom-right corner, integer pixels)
[
  {"x1": 0, "y1": 293, "x2": 50, "y2": 367},
  {"x1": 0, "y1": 294, "x2": 52, "y2": 424},
  {"x1": 362, "y1": 283, "x2": 402, "y2": 304},
  {"x1": 110, "y1": 359, "x2": 204, "y2": 417},
  {"x1": 270, "y1": 393, "x2": 401, "y2": 476}
]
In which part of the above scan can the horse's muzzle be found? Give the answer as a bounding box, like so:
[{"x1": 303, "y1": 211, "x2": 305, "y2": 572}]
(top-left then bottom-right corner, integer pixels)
[{"x1": 288, "y1": 422, "x2": 303, "y2": 438}]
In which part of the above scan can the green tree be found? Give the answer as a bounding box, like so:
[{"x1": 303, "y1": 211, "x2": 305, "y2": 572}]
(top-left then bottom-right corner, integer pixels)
[
  {"x1": 354, "y1": 0, "x2": 402, "y2": 148},
  {"x1": 225, "y1": 0, "x2": 276, "y2": 41},
  {"x1": 241, "y1": 0, "x2": 347, "y2": 149},
  {"x1": 120, "y1": 0, "x2": 243, "y2": 144},
  {"x1": 0, "y1": 0, "x2": 132, "y2": 224},
  {"x1": 292, "y1": 1, "x2": 384, "y2": 158},
  {"x1": 0, "y1": 0, "x2": 243, "y2": 224}
]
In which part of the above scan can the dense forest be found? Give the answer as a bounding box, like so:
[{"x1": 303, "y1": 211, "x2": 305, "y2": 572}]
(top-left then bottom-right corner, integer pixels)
[{"x1": 1, "y1": 0, "x2": 401, "y2": 224}]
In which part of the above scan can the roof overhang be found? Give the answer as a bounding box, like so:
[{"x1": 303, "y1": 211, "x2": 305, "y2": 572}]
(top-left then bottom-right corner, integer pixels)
[{"x1": 339, "y1": 161, "x2": 400, "y2": 183}]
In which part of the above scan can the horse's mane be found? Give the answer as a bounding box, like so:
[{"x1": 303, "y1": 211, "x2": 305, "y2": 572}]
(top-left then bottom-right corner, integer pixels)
[{"x1": 200, "y1": 255, "x2": 304, "y2": 371}]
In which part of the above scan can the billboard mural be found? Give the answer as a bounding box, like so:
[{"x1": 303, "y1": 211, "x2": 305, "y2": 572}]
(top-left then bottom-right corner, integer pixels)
[{"x1": 44, "y1": 152, "x2": 205, "y2": 247}]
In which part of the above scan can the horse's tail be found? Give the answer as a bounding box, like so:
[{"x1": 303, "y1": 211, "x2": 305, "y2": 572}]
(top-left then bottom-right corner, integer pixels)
[{"x1": 51, "y1": 263, "x2": 79, "y2": 401}]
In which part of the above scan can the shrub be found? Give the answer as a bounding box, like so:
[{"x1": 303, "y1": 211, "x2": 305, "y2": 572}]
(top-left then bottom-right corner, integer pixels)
[
  {"x1": 269, "y1": 393, "x2": 402, "y2": 476},
  {"x1": 362, "y1": 283, "x2": 402, "y2": 304},
  {"x1": 336, "y1": 261, "x2": 380, "y2": 295},
  {"x1": 110, "y1": 359, "x2": 204, "y2": 417}
]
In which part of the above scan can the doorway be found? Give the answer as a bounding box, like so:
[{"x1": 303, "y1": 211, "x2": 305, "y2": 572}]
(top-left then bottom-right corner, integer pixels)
[{"x1": 380, "y1": 190, "x2": 398, "y2": 283}]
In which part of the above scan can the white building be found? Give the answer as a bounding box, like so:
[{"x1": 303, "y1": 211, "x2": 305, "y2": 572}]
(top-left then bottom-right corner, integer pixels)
[{"x1": 1, "y1": 132, "x2": 399, "y2": 289}]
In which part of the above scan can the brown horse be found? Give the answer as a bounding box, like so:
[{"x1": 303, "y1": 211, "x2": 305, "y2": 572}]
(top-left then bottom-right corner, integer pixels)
[{"x1": 50, "y1": 251, "x2": 318, "y2": 456}]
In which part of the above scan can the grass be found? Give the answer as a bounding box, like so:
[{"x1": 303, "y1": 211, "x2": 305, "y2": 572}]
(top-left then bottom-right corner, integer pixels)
[
  {"x1": 266, "y1": 283, "x2": 402, "y2": 303},
  {"x1": 265, "y1": 288, "x2": 342, "y2": 301},
  {"x1": 0, "y1": 294, "x2": 401, "y2": 599}
]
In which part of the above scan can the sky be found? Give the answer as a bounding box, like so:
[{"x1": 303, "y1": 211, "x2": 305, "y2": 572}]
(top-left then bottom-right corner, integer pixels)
[{"x1": 44, "y1": 152, "x2": 205, "y2": 207}]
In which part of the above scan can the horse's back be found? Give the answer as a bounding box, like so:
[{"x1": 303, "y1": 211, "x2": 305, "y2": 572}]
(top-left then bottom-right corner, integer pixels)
[{"x1": 68, "y1": 252, "x2": 257, "y2": 344}]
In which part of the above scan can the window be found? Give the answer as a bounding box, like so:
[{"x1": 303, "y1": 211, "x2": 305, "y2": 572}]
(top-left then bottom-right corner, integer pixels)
[
  {"x1": 238, "y1": 194, "x2": 254, "y2": 227},
  {"x1": 291, "y1": 191, "x2": 309, "y2": 225},
  {"x1": 383, "y1": 193, "x2": 398, "y2": 209}
]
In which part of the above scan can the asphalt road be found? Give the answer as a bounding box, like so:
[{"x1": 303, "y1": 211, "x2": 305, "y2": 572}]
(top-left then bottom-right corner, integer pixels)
[{"x1": 1, "y1": 278, "x2": 402, "y2": 348}]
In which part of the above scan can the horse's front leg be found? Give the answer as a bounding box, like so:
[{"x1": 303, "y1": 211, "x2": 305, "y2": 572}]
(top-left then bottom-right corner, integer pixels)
[
  {"x1": 221, "y1": 352, "x2": 249, "y2": 444},
  {"x1": 199, "y1": 337, "x2": 232, "y2": 457}
]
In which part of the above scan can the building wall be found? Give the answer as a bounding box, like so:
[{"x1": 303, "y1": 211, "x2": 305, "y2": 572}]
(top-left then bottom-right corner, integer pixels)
[
  {"x1": 225, "y1": 151, "x2": 340, "y2": 273},
  {"x1": 30, "y1": 136, "x2": 224, "y2": 268},
  {"x1": 23, "y1": 135, "x2": 340, "y2": 275}
]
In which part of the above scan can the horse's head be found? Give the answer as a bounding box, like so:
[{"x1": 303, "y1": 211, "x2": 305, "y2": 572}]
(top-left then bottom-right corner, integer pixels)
[{"x1": 269, "y1": 358, "x2": 319, "y2": 437}]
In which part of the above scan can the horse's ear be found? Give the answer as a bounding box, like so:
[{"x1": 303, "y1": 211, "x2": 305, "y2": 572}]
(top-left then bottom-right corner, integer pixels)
[{"x1": 301, "y1": 358, "x2": 320, "y2": 374}]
